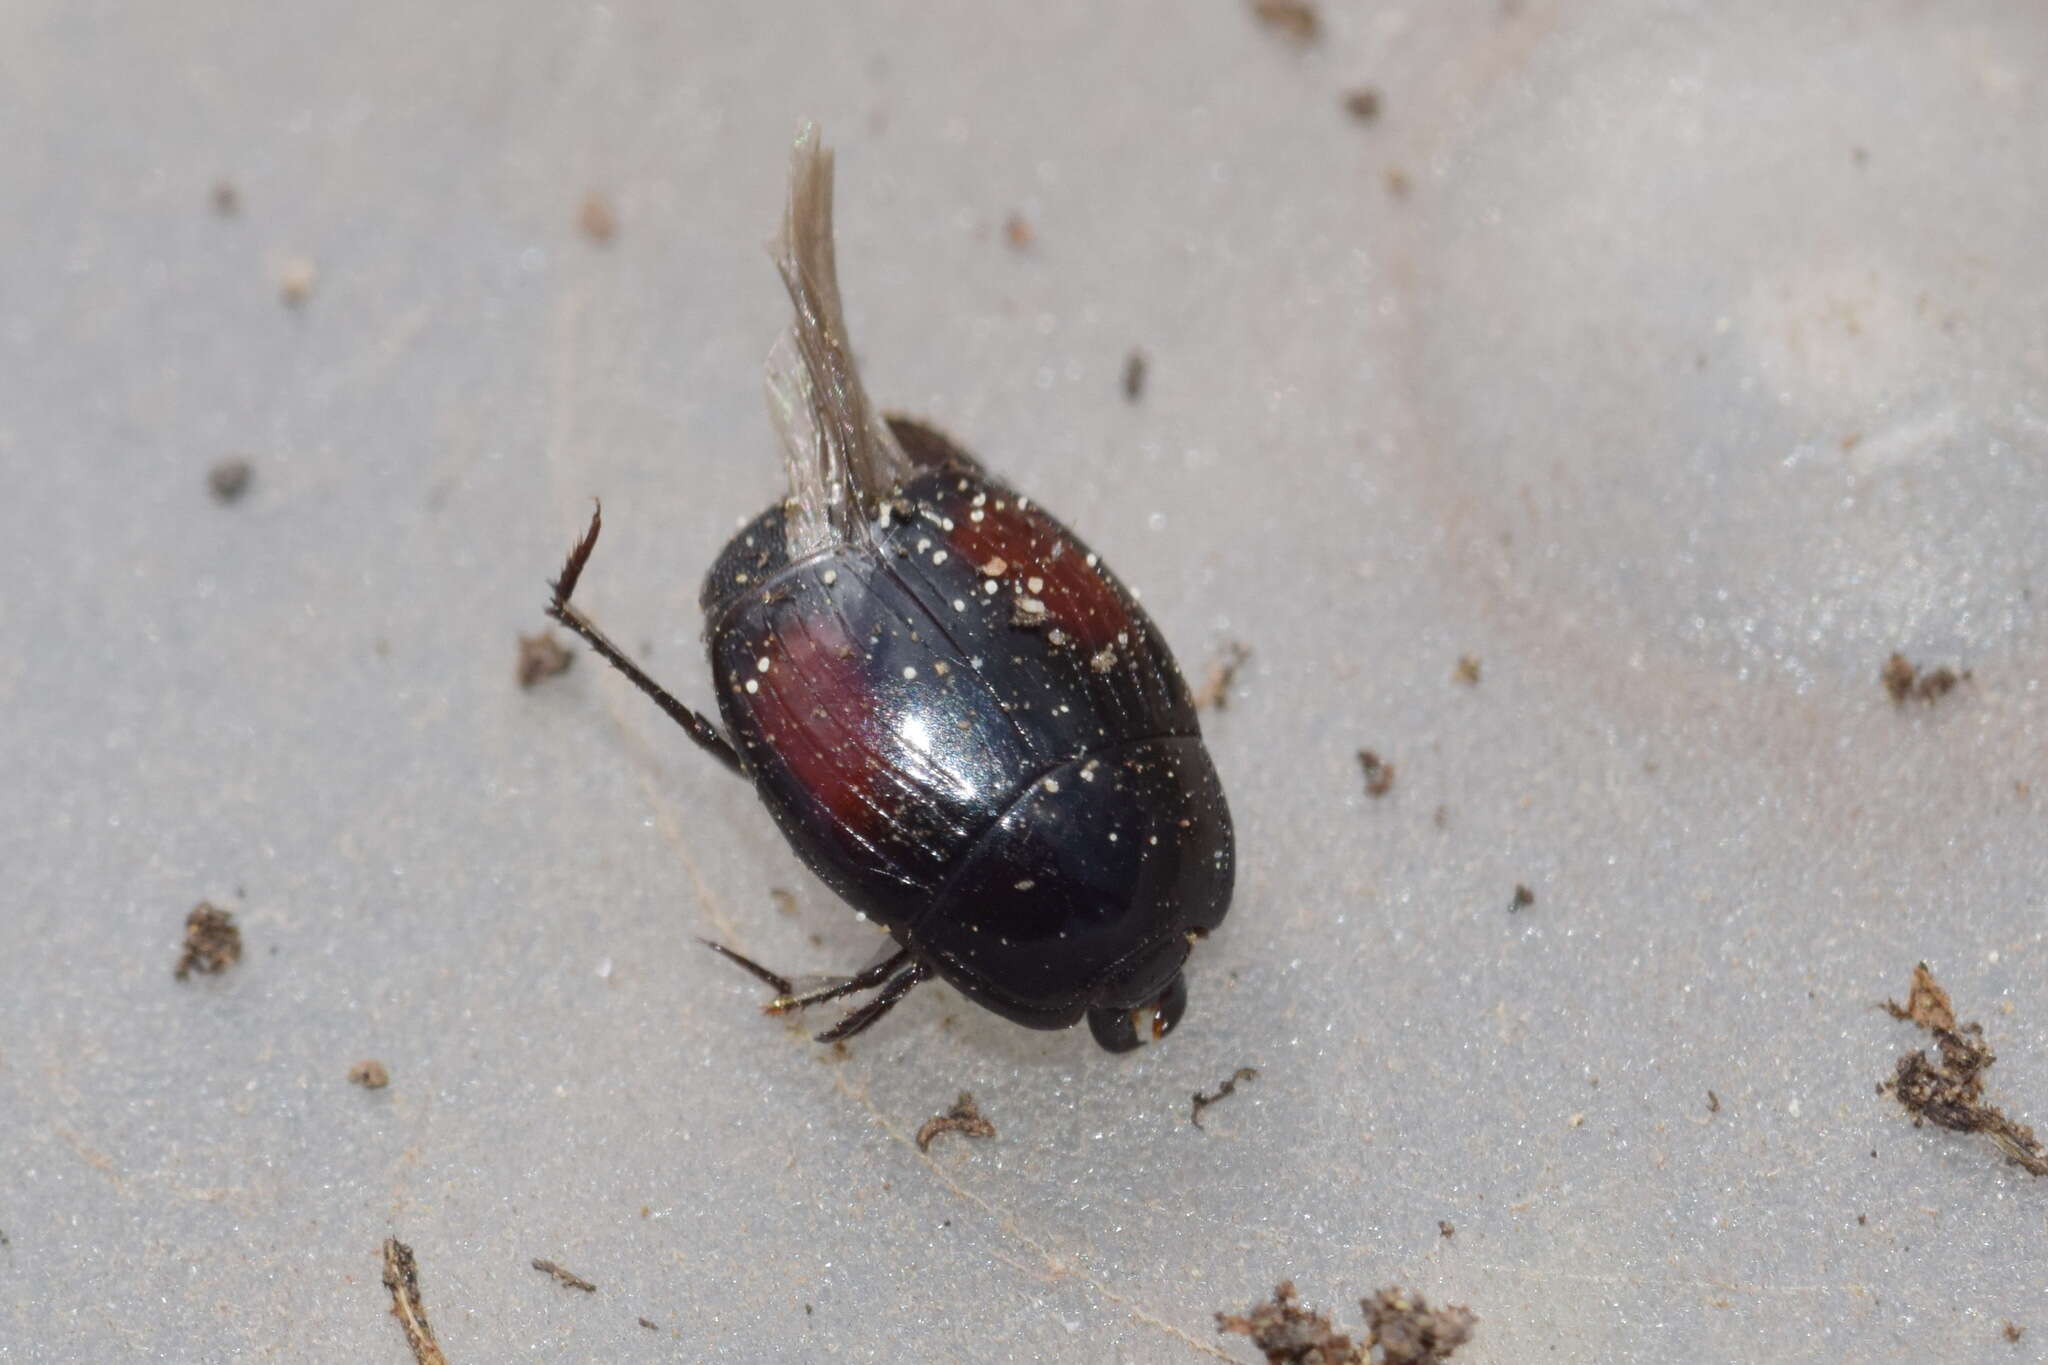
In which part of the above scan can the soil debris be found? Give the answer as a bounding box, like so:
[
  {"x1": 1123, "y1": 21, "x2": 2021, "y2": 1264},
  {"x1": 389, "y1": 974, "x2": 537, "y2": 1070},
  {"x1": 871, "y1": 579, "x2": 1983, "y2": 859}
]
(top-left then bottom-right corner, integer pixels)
[
  {"x1": 1453, "y1": 655, "x2": 1481, "y2": 686},
  {"x1": 1002, "y1": 213, "x2": 1034, "y2": 250},
  {"x1": 1192, "y1": 1067, "x2": 1258, "y2": 1129},
  {"x1": 639, "y1": 1316, "x2": 659, "y2": 1330},
  {"x1": 1193, "y1": 641, "x2": 1253, "y2": 712},
  {"x1": 211, "y1": 181, "x2": 240, "y2": 216},
  {"x1": 1882, "y1": 962, "x2": 1955, "y2": 1032},
  {"x1": 349, "y1": 1059, "x2": 391, "y2": 1090},
  {"x1": 532, "y1": 1258, "x2": 597, "y2": 1292},
  {"x1": 381, "y1": 1238, "x2": 448, "y2": 1365},
  {"x1": 1248, "y1": 0, "x2": 1320, "y2": 45},
  {"x1": 1510, "y1": 884, "x2": 1535, "y2": 913},
  {"x1": 1217, "y1": 1281, "x2": 1355, "y2": 1363},
  {"x1": 1122, "y1": 349, "x2": 1148, "y2": 402},
  {"x1": 174, "y1": 903, "x2": 242, "y2": 981},
  {"x1": 207, "y1": 456, "x2": 253, "y2": 504},
  {"x1": 1706, "y1": 1090, "x2": 1720, "y2": 1115},
  {"x1": 1882, "y1": 652, "x2": 1968, "y2": 705},
  {"x1": 2005, "y1": 1322, "x2": 2025, "y2": 1343},
  {"x1": 770, "y1": 887, "x2": 799, "y2": 917},
  {"x1": 916, "y1": 1092, "x2": 996, "y2": 1152},
  {"x1": 279, "y1": 258, "x2": 316, "y2": 308},
  {"x1": 1362, "y1": 1287, "x2": 1478, "y2": 1364},
  {"x1": 1342, "y1": 88, "x2": 1382, "y2": 123},
  {"x1": 1356, "y1": 750, "x2": 1395, "y2": 799},
  {"x1": 1882, "y1": 962, "x2": 2047, "y2": 1176},
  {"x1": 579, "y1": 193, "x2": 618, "y2": 243},
  {"x1": 517, "y1": 631, "x2": 574, "y2": 688},
  {"x1": 1384, "y1": 168, "x2": 1413, "y2": 199},
  {"x1": 1437, "y1": 1220, "x2": 1454, "y2": 1238}
]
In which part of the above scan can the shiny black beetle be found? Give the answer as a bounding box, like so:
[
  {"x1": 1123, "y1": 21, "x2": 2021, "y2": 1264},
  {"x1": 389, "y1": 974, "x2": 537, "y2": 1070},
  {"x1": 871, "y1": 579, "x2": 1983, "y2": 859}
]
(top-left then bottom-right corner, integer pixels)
[{"x1": 546, "y1": 125, "x2": 1234, "y2": 1052}]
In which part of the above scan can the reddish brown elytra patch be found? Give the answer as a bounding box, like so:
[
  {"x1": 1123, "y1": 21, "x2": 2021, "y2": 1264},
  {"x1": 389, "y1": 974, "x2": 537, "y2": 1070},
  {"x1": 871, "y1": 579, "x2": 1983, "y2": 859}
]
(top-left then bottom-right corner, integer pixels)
[
  {"x1": 943, "y1": 492, "x2": 1133, "y2": 654},
  {"x1": 745, "y1": 601, "x2": 889, "y2": 838}
]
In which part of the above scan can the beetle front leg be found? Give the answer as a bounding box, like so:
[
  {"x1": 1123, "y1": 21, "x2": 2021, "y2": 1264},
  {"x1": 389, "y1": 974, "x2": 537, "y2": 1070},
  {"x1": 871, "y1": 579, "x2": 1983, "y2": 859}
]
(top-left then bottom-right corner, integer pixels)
[{"x1": 546, "y1": 501, "x2": 745, "y2": 776}]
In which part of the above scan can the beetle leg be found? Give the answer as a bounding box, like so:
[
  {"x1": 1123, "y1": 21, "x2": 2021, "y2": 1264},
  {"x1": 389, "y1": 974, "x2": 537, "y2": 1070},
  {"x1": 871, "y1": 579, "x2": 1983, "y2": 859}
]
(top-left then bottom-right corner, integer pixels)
[
  {"x1": 547, "y1": 501, "x2": 745, "y2": 776},
  {"x1": 814, "y1": 961, "x2": 932, "y2": 1043},
  {"x1": 700, "y1": 939, "x2": 910, "y2": 1015},
  {"x1": 699, "y1": 939, "x2": 795, "y2": 996}
]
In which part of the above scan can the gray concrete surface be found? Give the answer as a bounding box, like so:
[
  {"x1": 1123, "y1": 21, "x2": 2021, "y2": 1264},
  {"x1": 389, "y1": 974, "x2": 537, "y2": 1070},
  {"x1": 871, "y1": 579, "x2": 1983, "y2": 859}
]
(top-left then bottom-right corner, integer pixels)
[{"x1": 4, "y1": 2, "x2": 2046, "y2": 1360}]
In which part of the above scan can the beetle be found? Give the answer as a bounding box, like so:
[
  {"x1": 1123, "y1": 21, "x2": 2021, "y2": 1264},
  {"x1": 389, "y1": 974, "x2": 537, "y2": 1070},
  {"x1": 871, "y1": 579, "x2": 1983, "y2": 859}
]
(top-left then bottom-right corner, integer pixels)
[{"x1": 545, "y1": 124, "x2": 1234, "y2": 1052}]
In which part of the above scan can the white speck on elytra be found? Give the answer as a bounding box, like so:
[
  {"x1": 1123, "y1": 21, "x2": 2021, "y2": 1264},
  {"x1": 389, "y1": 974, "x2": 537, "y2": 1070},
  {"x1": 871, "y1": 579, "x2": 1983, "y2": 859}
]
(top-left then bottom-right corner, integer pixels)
[
  {"x1": 1027, "y1": 576, "x2": 1044, "y2": 593},
  {"x1": 1085, "y1": 552, "x2": 1098, "y2": 567},
  {"x1": 953, "y1": 599, "x2": 967, "y2": 611},
  {"x1": 756, "y1": 656, "x2": 770, "y2": 673},
  {"x1": 932, "y1": 550, "x2": 948, "y2": 565},
  {"x1": 1014, "y1": 879, "x2": 1035, "y2": 891},
  {"x1": 744, "y1": 679, "x2": 759, "y2": 694},
  {"x1": 902, "y1": 666, "x2": 917, "y2": 680},
  {"x1": 983, "y1": 581, "x2": 999, "y2": 595},
  {"x1": 1108, "y1": 832, "x2": 1118, "y2": 842},
  {"x1": 969, "y1": 509, "x2": 985, "y2": 522},
  {"x1": 916, "y1": 538, "x2": 931, "y2": 552},
  {"x1": 971, "y1": 492, "x2": 987, "y2": 507},
  {"x1": 1042, "y1": 778, "x2": 1060, "y2": 793},
  {"x1": 821, "y1": 569, "x2": 838, "y2": 585}
]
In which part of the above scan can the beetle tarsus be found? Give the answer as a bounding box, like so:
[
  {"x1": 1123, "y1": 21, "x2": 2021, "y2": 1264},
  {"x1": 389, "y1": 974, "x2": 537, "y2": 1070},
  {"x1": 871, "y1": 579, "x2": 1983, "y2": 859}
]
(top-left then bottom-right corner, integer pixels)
[
  {"x1": 703, "y1": 940, "x2": 919, "y2": 1028},
  {"x1": 545, "y1": 505, "x2": 746, "y2": 775}
]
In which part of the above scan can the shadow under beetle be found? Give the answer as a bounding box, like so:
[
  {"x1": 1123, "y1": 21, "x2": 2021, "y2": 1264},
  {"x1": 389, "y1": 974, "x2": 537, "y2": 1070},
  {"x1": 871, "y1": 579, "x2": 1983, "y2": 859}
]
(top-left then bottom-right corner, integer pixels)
[{"x1": 545, "y1": 124, "x2": 1234, "y2": 1052}]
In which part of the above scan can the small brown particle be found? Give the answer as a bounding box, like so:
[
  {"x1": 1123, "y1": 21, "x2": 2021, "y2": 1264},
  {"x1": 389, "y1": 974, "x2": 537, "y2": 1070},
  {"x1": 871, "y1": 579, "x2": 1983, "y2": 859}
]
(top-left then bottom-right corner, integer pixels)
[
  {"x1": 1248, "y1": 0, "x2": 1320, "y2": 45},
  {"x1": 770, "y1": 888, "x2": 799, "y2": 917},
  {"x1": 1384, "y1": 168, "x2": 1413, "y2": 199},
  {"x1": 1002, "y1": 214, "x2": 1034, "y2": 250},
  {"x1": 1453, "y1": 655, "x2": 1481, "y2": 686},
  {"x1": 1706, "y1": 1090, "x2": 1720, "y2": 1114},
  {"x1": 349, "y1": 1059, "x2": 391, "y2": 1090},
  {"x1": 579, "y1": 193, "x2": 617, "y2": 243},
  {"x1": 2005, "y1": 1321, "x2": 2025, "y2": 1343},
  {"x1": 1510, "y1": 884, "x2": 1535, "y2": 912},
  {"x1": 211, "y1": 181, "x2": 240, "y2": 216},
  {"x1": 279, "y1": 258, "x2": 316, "y2": 308},
  {"x1": 381, "y1": 1239, "x2": 448, "y2": 1365},
  {"x1": 1437, "y1": 1220, "x2": 1454, "y2": 1238},
  {"x1": 174, "y1": 903, "x2": 242, "y2": 981},
  {"x1": 207, "y1": 456, "x2": 253, "y2": 504},
  {"x1": 531, "y1": 1258, "x2": 597, "y2": 1293},
  {"x1": 1192, "y1": 641, "x2": 1252, "y2": 711},
  {"x1": 1122, "y1": 349, "x2": 1148, "y2": 402},
  {"x1": 1882, "y1": 652, "x2": 1969, "y2": 705},
  {"x1": 1217, "y1": 1281, "x2": 1354, "y2": 1363},
  {"x1": 638, "y1": 1317, "x2": 658, "y2": 1331},
  {"x1": 1882, "y1": 962, "x2": 1956, "y2": 1032},
  {"x1": 517, "y1": 631, "x2": 574, "y2": 688},
  {"x1": 1361, "y1": 1286, "x2": 1478, "y2": 1364},
  {"x1": 1191, "y1": 1067, "x2": 1258, "y2": 1129},
  {"x1": 1356, "y1": 749, "x2": 1395, "y2": 798},
  {"x1": 916, "y1": 1092, "x2": 996, "y2": 1152},
  {"x1": 1342, "y1": 88, "x2": 1382, "y2": 123}
]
